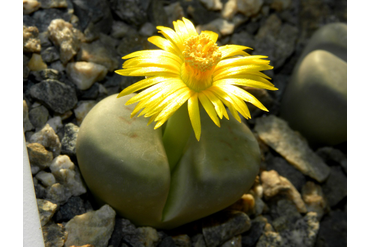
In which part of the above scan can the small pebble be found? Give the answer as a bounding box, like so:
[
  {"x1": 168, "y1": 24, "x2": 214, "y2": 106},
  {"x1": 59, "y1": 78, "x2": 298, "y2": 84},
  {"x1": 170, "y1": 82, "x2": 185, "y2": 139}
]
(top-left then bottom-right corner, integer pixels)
[
  {"x1": 28, "y1": 53, "x2": 47, "y2": 71},
  {"x1": 255, "y1": 115, "x2": 330, "y2": 182},
  {"x1": 64, "y1": 205, "x2": 116, "y2": 247},
  {"x1": 66, "y1": 61, "x2": 107, "y2": 90},
  {"x1": 37, "y1": 199, "x2": 58, "y2": 226},
  {"x1": 29, "y1": 124, "x2": 61, "y2": 157},
  {"x1": 48, "y1": 19, "x2": 82, "y2": 64},
  {"x1": 35, "y1": 171, "x2": 56, "y2": 187}
]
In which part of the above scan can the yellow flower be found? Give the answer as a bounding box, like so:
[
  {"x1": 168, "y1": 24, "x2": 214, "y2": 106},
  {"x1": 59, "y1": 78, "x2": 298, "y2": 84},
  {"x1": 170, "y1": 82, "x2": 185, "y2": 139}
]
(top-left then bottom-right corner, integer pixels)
[{"x1": 116, "y1": 17, "x2": 276, "y2": 141}]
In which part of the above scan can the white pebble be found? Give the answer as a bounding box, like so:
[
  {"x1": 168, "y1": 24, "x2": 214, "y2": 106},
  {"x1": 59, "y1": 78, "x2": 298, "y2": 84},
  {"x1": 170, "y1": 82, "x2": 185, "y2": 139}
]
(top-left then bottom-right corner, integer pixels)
[
  {"x1": 67, "y1": 61, "x2": 108, "y2": 90},
  {"x1": 36, "y1": 171, "x2": 56, "y2": 187},
  {"x1": 73, "y1": 101, "x2": 96, "y2": 126}
]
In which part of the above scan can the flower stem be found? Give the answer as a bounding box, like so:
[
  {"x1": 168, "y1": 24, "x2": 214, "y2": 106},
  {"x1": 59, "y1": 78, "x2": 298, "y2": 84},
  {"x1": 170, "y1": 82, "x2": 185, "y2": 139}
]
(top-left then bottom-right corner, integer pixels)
[{"x1": 162, "y1": 104, "x2": 192, "y2": 171}]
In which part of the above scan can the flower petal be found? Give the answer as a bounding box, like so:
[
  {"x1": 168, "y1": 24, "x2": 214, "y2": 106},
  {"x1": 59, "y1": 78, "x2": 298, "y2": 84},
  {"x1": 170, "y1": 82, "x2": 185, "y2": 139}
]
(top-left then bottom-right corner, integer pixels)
[
  {"x1": 157, "y1": 26, "x2": 184, "y2": 51},
  {"x1": 126, "y1": 82, "x2": 166, "y2": 106},
  {"x1": 208, "y1": 86, "x2": 241, "y2": 122},
  {"x1": 219, "y1": 45, "x2": 252, "y2": 59},
  {"x1": 202, "y1": 90, "x2": 229, "y2": 120},
  {"x1": 213, "y1": 64, "x2": 274, "y2": 81},
  {"x1": 182, "y1": 17, "x2": 198, "y2": 37},
  {"x1": 122, "y1": 50, "x2": 182, "y2": 64},
  {"x1": 213, "y1": 77, "x2": 278, "y2": 91},
  {"x1": 198, "y1": 92, "x2": 220, "y2": 127},
  {"x1": 132, "y1": 83, "x2": 186, "y2": 118},
  {"x1": 226, "y1": 93, "x2": 251, "y2": 120},
  {"x1": 148, "y1": 36, "x2": 182, "y2": 57},
  {"x1": 173, "y1": 20, "x2": 190, "y2": 42},
  {"x1": 123, "y1": 59, "x2": 179, "y2": 72},
  {"x1": 215, "y1": 55, "x2": 270, "y2": 72},
  {"x1": 154, "y1": 88, "x2": 193, "y2": 128},
  {"x1": 218, "y1": 84, "x2": 268, "y2": 112},
  {"x1": 141, "y1": 82, "x2": 188, "y2": 118},
  {"x1": 116, "y1": 67, "x2": 179, "y2": 77},
  {"x1": 117, "y1": 76, "x2": 176, "y2": 98},
  {"x1": 213, "y1": 86, "x2": 251, "y2": 120},
  {"x1": 188, "y1": 93, "x2": 201, "y2": 141},
  {"x1": 122, "y1": 56, "x2": 181, "y2": 71}
]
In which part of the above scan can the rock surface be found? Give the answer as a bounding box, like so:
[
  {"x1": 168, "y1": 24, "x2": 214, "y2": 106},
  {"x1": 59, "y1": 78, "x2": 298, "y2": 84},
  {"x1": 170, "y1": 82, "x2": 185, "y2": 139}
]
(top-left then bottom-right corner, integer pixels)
[
  {"x1": 42, "y1": 223, "x2": 68, "y2": 247},
  {"x1": 29, "y1": 124, "x2": 61, "y2": 157},
  {"x1": 66, "y1": 62, "x2": 107, "y2": 90},
  {"x1": 255, "y1": 115, "x2": 330, "y2": 182},
  {"x1": 260, "y1": 170, "x2": 307, "y2": 213},
  {"x1": 27, "y1": 142, "x2": 53, "y2": 169},
  {"x1": 49, "y1": 155, "x2": 86, "y2": 197},
  {"x1": 61, "y1": 123, "x2": 79, "y2": 156},
  {"x1": 37, "y1": 199, "x2": 58, "y2": 226},
  {"x1": 64, "y1": 204, "x2": 116, "y2": 247},
  {"x1": 23, "y1": 25, "x2": 41, "y2": 53},
  {"x1": 48, "y1": 19, "x2": 82, "y2": 64},
  {"x1": 202, "y1": 211, "x2": 251, "y2": 247},
  {"x1": 30, "y1": 79, "x2": 78, "y2": 114}
]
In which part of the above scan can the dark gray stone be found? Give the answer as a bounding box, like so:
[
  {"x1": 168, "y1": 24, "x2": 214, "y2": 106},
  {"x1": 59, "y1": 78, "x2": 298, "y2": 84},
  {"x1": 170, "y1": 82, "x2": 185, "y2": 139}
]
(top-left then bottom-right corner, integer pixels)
[
  {"x1": 241, "y1": 216, "x2": 266, "y2": 246},
  {"x1": 71, "y1": 0, "x2": 113, "y2": 34},
  {"x1": 256, "y1": 205, "x2": 319, "y2": 247},
  {"x1": 23, "y1": 55, "x2": 30, "y2": 79},
  {"x1": 29, "y1": 104, "x2": 49, "y2": 130},
  {"x1": 54, "y1": 196, "x2": 92, "y2": 222},
  {"x1": 254, "y1": 14, "x2": 298, "y2": 69},
  {"x1": 32, "y1": 8, "x2": 71, "y2": 32},
  {"x1": 79, "y1": 83, "x2": 100, "y2": 100},
  {"x1": 30, "y1": 69, "x2": 61, "y2": 82},
  {"x1": 107, "y1": 218, "x2": 125, "y2": 247},
  {"x1": 148, "y1": 0, "x2": 169, "y2": 27},
  {"x1": 158, "y1": 236, "x2": 177, "y2": 247},
  {"x1": 191, "y1": 234, "x2": 207, "y2": 247},
  {"x1": 274, "y1": 23, "x2": 299, "y2": 68},
  {"x1": 271, "y1": 199, "x2": 300, "y2": 220},
  {"x1": 230, "y1": 31, "x2": 255, "y2": 48},
  {"x1": 179, "y1": 0, "x2": 219, "y2": 25},
  {"x1": 109, "y1": 217, "x2": 160, "y2": 247},
  {"x1": 30, "y1": 79, "x2": 78, "y2": 114},
  {"x1": 120, "y1": 220, "x2": 145, "y2": 247},
  {"x1": 61, "y1": 123, "x2": 79, "y2": 156},
  {"x1": 202, "y1": 211, "x2": 251, "y2": 247},
  {"x1": 42, "y1": 223, "x2": 68, "y2": 247},
  {"x1": 41, "y1": 46, "x2": 60, "y2": 63},
  {"x1": 321, "y1": 166, "x2": 347, "y2": 207},
  {"x1": 279, "y1": 212, "x2": 319, "y2": 247},
  {"x1": 110, "y1": 0, "x2": 148, "y2": 27},
  {"x1": 316, "y1": 147, "x2": 347, "y2": 171},
  {"x1": 116, "y1": 218, "x2": 145, "y2": 247},
  {"x1": 315, "y1": 210, "x2": 346, "y2": 247}
]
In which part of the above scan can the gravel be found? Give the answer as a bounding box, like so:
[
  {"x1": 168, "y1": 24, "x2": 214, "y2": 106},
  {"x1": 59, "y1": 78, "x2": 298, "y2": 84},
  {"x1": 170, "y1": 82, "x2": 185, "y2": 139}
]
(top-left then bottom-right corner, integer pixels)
[{"x1": 23, "y1": 0, "x2": 347, "y2": 246}]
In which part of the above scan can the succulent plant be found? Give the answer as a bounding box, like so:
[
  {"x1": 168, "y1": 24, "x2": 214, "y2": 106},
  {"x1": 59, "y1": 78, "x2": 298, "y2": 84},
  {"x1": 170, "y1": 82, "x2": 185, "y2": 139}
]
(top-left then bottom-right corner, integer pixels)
[{"x1": 76, "y1": 18, "x2": 275, "y2": 229}]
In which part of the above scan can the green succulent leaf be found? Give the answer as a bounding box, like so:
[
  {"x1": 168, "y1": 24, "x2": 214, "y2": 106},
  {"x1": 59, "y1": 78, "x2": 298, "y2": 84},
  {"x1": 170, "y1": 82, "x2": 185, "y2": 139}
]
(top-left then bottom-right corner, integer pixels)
[{"x1": 76, "y1": 94, "x2": 260, "y2": 229}]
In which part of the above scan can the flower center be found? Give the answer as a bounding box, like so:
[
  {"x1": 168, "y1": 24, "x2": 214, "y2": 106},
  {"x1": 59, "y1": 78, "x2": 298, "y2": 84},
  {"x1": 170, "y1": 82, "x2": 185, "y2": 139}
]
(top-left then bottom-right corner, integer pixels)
[{"x1": 181, "y1": 33, "x2": 222, "y2": 92}]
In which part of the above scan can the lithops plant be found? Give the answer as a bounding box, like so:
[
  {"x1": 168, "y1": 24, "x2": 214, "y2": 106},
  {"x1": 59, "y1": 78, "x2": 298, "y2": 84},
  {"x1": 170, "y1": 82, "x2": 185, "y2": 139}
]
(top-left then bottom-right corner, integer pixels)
[
  {"x1": 76, "y1": 17, "x2": 276, "y2": 229},
  {"x1": 280, "y1": 23, "x2": 347, "y2": 146}
]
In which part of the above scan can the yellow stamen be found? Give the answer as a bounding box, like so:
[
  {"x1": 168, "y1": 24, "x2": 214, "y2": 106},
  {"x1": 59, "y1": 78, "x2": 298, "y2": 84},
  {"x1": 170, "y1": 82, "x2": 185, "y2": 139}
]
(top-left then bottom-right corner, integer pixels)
[{"x1": 181, "y1": 33, "x2": 222, "y2": 92}]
